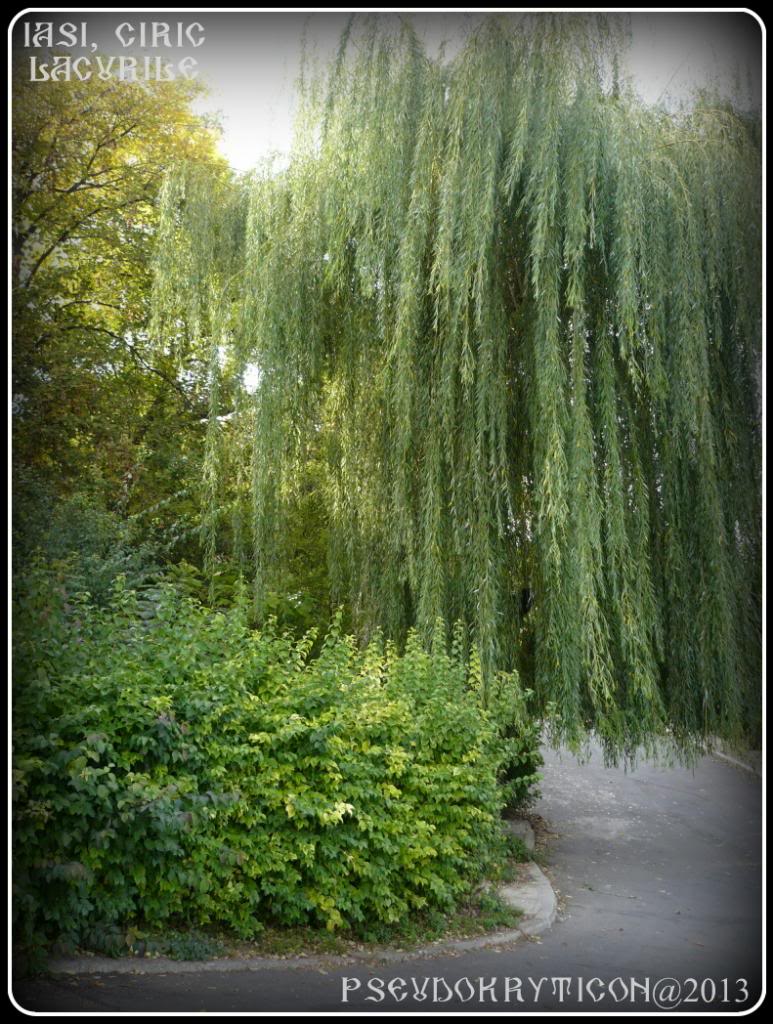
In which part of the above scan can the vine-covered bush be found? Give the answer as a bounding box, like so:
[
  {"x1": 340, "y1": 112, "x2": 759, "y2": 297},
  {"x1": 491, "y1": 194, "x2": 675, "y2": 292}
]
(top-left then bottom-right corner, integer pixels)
[{"x1": 13, "y1": 568, "x2": 539, "y2": 952}]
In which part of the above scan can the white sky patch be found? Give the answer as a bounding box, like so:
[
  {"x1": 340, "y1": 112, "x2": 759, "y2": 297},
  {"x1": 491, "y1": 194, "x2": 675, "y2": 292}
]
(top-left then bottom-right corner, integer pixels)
[{"x1": 242, "y1": 363, "x2": 263, "y2": 395}]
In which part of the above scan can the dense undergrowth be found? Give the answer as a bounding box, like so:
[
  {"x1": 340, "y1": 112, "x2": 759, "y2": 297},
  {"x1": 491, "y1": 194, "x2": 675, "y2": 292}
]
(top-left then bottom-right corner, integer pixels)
[{"x1": 13, "y1": 563, "x2": 541, "y2": 960}]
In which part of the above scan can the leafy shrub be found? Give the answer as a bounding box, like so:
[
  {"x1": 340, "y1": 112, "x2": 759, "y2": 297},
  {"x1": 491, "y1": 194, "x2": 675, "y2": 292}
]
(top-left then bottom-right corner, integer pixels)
[
  {"x1": 13, "y1": 489, "x2": 156, "y2": 604},
  {"x1": 499, "y1": 722, "x2": 543, "y2": 813},
  {"x1": 13, "y1": 569, "x2": 540, "y2": 954}
]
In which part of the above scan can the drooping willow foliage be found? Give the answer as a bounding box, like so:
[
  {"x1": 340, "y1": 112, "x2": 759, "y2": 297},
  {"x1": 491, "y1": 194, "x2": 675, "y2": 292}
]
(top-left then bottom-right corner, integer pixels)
[{"x1": 153, "y1": 15, "x2": 762, "y2": 758}]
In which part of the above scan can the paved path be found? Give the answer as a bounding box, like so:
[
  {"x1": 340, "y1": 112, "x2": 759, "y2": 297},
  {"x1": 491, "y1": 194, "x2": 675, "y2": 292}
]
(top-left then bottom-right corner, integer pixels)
[{"x1": 14, "y1": 746, "x2": 762, "y2": 1013}]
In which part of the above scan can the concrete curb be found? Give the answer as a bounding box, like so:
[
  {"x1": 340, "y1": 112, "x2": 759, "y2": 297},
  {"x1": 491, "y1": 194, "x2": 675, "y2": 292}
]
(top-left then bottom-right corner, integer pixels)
[
  {"x1": 711, "y1": 749, "x2": 762, "y2": 778},
  {"x1": 44, "y1": 820, "x2": 558, "y2": 976},
  {"x1": 504, "y1": 817, "x2": 536, "y2": 852},
  {"x1": 706, "y1": 737, "x2": 762, "y2": 777},
  {"x1": 499, "y1": 861, "x2": 557, "y2": 937}
]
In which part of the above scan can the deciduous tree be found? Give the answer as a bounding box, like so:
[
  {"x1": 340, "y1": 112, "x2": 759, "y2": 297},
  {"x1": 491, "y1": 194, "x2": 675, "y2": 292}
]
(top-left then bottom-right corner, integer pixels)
[{"x1": 154, "y1": 15, "x2": 762, "y2": 757}]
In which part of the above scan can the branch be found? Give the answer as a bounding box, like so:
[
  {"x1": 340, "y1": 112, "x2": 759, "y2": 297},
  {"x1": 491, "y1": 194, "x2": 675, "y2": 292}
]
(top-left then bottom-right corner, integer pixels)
[{"x1": 20, "y1": 205, "x2": 110, "y2": 288}]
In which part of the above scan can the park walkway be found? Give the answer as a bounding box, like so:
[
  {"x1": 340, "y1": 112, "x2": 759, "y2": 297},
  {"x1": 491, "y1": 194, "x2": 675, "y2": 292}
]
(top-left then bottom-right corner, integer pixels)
[{"x1": 14, "y1": 744, "x2": 762, "y2": 1013}]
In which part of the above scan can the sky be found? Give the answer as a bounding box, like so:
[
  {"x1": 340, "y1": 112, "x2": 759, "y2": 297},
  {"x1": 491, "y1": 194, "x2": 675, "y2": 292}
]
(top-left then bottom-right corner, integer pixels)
[{"x1": 12, "y1": 11, "x2": 763, "y2": 173}]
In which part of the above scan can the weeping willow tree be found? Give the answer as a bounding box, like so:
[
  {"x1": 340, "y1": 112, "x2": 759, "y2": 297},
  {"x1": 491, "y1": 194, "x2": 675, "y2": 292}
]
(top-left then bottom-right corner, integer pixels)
[{"x1": 153, "y1": 14, "x2": 761, "y2": 759}]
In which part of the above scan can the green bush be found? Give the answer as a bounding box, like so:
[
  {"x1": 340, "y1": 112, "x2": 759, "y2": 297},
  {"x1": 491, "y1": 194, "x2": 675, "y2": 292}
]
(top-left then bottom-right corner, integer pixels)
[
  {"x1": 13, "y1": 570, "x2": 539, "y2": 952},
  {"x1": 497, "y1": 717, "x2": 543, "y2": 814},
  {"x1": 13, "y1": 488, "x2": 157, "y2": 604}
]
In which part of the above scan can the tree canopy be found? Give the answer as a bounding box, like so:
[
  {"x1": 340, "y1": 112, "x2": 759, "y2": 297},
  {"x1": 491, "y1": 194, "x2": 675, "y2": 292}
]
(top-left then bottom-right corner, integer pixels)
[
  {"x1": 12, "y1": 59, "x2": 226, "y2": 546},
  {"x1": 153, "y1": 14, "x2": 762, "y2": 759}
]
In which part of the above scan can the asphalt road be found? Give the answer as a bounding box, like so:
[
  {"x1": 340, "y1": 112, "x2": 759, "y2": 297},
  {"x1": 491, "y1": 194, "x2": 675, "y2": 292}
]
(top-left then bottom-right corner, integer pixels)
[{"x1": 13, "y1": 745, "x2": 763, "y2": 1013}]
